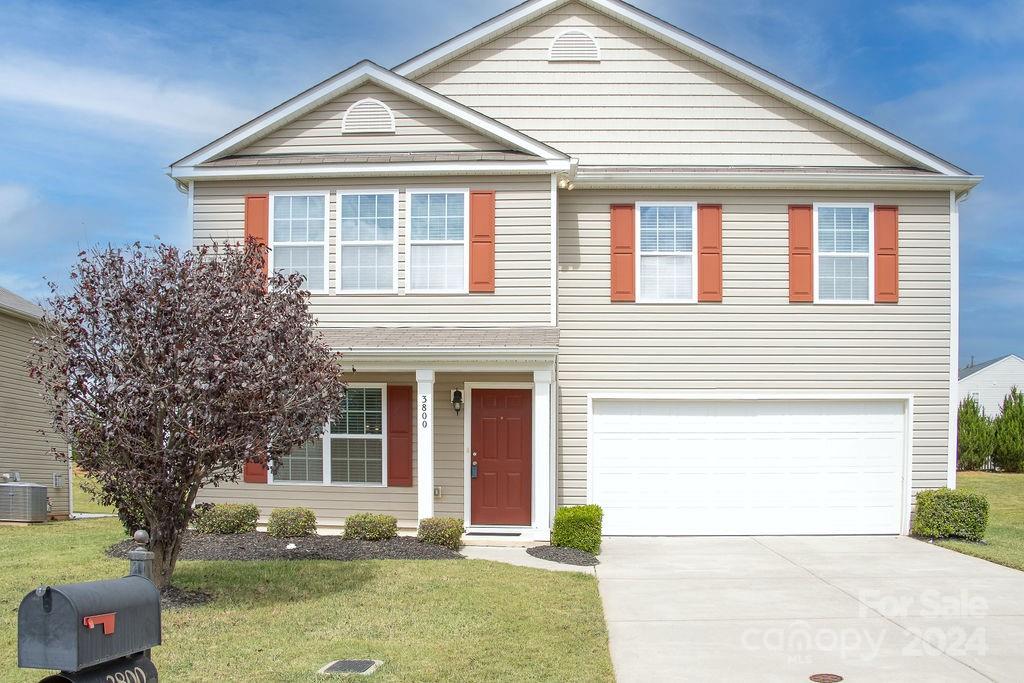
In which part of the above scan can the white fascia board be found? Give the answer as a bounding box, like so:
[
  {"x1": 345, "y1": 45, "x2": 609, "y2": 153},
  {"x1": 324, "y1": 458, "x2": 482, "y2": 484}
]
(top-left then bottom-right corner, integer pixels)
[
  {"x1": 171, "y1": 61, "x2": 566, "y2": 169},
  {"x1": 394, "y1": 0, "x2": 969, "y2": 177},
  {"x1": 570, "y1": 171, "x2": 983, "y2": 192},
  {"x1": 171, "y1": 159, "x2": 570, "y2": 181}
]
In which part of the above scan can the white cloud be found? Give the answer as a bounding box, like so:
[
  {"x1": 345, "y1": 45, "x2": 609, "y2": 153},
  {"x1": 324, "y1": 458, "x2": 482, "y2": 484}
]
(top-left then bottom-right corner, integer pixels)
[{"x1": 0, "y1": 54, "x2": 251, "y2": 137}]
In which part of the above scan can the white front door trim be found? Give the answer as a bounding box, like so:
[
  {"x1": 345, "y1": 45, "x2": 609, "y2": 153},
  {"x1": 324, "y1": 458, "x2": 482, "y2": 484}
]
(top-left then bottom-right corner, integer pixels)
[{"x1": 585, "y1": 391, "x2": 914, "y2": 535}]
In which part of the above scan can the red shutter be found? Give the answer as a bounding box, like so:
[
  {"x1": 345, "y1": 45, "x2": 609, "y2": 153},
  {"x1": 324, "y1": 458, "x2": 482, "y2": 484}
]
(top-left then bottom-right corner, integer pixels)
[
  {"x1": 387, "y1": 385, "x2": 414, "y2": 487},
  {"x1": 243, "y1": 458, "x2": 267, "y2": 484},
  {"x1": 610, "y1": 204, "x2": 635, "y2": 302},
  {"x1": 244, "y1": 194, "x2": 270, "y2": 275},
  {"x1": 875, "y1": 205, "x2": 899, "y2": 303},
  {"x1": 789, "y1": 205, "x2": 814, "y2": 302},
  {"x1": 697, "y1": 204, "x2": 723, "y2": 302},
  {"x1": 469, "y1": 190, "x2": 496, "y2": 293}
]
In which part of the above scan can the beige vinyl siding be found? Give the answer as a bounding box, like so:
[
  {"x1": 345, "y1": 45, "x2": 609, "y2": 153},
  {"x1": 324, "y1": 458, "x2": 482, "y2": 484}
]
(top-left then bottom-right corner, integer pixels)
[
  {"x1": 0, "y1": 312, "x2": 68, "y2": 517},
  {"x1": 236, "y1": 83, "x2": 507, "y2": 156},
  {"x1": 555, "y1": 189, "x2": 951, "y2": 506},
  {"x1": 195, "y1": 371, "x2": 531, "y2": 528},
  {"x1": 193, "y1": 175, "x2": 552, "y2": 325},
  {"x1": 417, "y1": 2, "x2": 906, "y2": 168}
]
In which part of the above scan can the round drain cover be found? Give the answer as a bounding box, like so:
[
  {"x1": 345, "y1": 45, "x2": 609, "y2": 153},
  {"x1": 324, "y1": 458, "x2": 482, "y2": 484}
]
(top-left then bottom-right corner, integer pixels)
[{"x1": 809, "y1": 675, "x2": 844, "y2": 683}]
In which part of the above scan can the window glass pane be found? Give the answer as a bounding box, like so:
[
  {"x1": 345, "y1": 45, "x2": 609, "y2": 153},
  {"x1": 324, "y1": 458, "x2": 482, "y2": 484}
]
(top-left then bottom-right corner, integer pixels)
[
  {"x1": 818, "y1": 206, "x2": 869, "y2": 255},
  {"x1": 639, "y1": 205, "x2": 693, "y2": 254},
  {"x1": 275, "y1": 440, "x2": 322, "y2": 482},
  {"x1": 341, "y1": 246, "x2": 393, "y2": 291},
  {"x1": 410, "y1": 244, "x2": 464, "y2": 291},
  {"x1": 331, "y1": 388, "x2": 384, "y2": 436},
  {"x1": 330, "y1": 438, "x2": 383, "y2": 485},
  {"x1": 274, "y1": 245, "x2": 324, "y2": 291},
  {"x1": 410, "y1": 193, "x2": 465, "y2": 242},
  {"x1": 639, "y1": 254, "x2": 693, "y2": 300},
  {"x1": 818, "y1": 255, "x2": 870, "y2": 302}
]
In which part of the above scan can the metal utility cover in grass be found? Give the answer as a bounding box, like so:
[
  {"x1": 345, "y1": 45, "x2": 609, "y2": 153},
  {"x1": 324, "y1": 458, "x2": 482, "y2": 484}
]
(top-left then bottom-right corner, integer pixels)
[{"x1": 319, "y1": 659, "x2": 382, "y2": 676}]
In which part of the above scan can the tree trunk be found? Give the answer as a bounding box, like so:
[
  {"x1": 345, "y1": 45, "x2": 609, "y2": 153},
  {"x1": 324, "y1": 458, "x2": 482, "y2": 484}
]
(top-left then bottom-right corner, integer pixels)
[{"x1": 149, "y1": 530, "x2": 184, "y2": 589}]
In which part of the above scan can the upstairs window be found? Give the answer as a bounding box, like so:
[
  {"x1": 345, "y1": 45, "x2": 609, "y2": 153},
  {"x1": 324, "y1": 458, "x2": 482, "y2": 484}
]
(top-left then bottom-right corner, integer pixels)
[
  {"x1": 815, "y1": 204, "x2": 873, "y2": 303},
  {"x1": 549, "y1": 29, "x2": 600, "y2": 62},
  {"x1": 269, "y1": 193, "x2": 328, "y2": 293},
  {"x1": 338, "y1": 192, "x2": 397, "y2": 293},
  {"x1": 408, "y1": 191, "x2": 468, "y2": 293},
  {"x1": 637, "y1": 203, "x2": 696, "y2": 302},
  {"x1": 342, "y1": 98, "x2": 395, "y2": 134}
]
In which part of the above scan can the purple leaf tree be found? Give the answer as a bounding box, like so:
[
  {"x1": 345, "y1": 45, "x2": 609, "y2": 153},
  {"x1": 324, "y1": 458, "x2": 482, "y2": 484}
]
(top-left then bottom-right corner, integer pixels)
[{"x1": 29, "y1": 240, "x2": 346, "y2": 587}]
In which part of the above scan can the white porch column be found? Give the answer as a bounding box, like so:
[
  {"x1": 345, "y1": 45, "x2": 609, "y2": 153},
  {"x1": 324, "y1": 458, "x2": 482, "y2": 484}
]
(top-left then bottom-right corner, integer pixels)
[
  {"x1": 416, "y1": 370, "x2": 435, "y2": 521},
  {"x1": 532, "y1": 370, "x2": 553, "y2": 540}
]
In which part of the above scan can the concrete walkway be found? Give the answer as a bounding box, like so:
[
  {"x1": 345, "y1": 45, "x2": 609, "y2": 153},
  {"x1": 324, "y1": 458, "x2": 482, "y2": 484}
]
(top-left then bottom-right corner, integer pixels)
[
  {"x1": 598, "y1": 536, "x2": 1024, "y2": 682},
  {"x1": 461, "y1": 545, "x2": 595, "y2": 574}
]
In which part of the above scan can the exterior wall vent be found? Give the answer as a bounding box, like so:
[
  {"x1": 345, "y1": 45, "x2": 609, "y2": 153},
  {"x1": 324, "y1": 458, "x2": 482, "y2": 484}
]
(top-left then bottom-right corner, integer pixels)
[
  {"x1": 342, "y1": 98, "x2": 396, "y2": 135},
  {"x1": 549, "y1": 29, "x2": 600, "y2": 62}
]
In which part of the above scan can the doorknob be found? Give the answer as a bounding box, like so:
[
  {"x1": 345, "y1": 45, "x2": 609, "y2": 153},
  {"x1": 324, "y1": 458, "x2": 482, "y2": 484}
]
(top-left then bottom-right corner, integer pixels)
[{"x1": 471, "y1": 460, "x2": 478, "y2": 479}]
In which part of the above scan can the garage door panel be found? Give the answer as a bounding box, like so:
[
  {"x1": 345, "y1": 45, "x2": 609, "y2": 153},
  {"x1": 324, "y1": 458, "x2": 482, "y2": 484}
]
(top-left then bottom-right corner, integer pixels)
[{"x1": 591, "y1": 399, "x2": 906, "y2": 535}]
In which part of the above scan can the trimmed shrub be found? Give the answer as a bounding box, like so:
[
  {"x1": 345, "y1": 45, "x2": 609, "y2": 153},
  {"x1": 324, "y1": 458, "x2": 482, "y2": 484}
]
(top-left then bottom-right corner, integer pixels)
[
  {"x1": 343, "y1": 512, "x2": 397, "y2": 541},
  {"x1": 993, "y1": 387, "x2": 1024, "y2": 472},
  {"x1": 958, "y1": 396, "x2": 994, "y2": 471},
  {"x1": 911, "y1": 488, "x2": 988, "y2": 542},
  {"x1": 192, "y1": 503, "x2": 259, "y2": 534},
  {"x1": 417, "y1": 517, "x2": 465, "y2": 550},
  {"x1": 267, "y1": 507, "x2": 317, "y2": 538},
  {"x1": 551, "y1": 504, "x2": 603, "y2": 554}
]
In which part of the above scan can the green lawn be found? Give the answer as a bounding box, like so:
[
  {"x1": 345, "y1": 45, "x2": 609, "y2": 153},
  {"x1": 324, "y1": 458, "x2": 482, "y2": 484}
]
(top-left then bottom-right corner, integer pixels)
[
  {"x1": 940, "y1": 472, "x2": 1024, "y2": 571},
  {"x1": 1, "y1": 519, "x2": 613, "y2": 682},
  {"x1": 70, "y1": 470, "x2": 115, "y2": 514}
]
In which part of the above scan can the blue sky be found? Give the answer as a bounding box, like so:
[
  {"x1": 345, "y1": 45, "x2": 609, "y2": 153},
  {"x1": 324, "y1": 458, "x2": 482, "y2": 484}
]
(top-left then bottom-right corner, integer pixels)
[{"x1": 0, "y1": 0, "x2": 1020, "y2": 366}]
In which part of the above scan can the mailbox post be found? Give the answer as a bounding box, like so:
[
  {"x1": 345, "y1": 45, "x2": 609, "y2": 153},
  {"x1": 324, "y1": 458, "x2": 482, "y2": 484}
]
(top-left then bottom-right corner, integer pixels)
[{"x1": 18, "y1": 531, "x2": 162, "y2": 682}]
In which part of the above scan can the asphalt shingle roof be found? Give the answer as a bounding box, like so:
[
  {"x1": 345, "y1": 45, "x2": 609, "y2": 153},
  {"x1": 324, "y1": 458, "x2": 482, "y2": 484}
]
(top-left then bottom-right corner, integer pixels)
[
  {"x1": 319, "y1": 326, "x2": 558, "y2": 351},
  {"x1": 960, "y1": 355, "x2": 1022, "y2": 380},
  {"x1": 0, "y1": 287, "x2": 44, "y2": 321}
]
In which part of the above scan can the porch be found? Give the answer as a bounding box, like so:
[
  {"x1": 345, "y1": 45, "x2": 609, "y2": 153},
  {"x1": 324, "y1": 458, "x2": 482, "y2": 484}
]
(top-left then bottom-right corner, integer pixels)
[{"x1": 318, "y1": 327, "x2": 557, "y2": 541}]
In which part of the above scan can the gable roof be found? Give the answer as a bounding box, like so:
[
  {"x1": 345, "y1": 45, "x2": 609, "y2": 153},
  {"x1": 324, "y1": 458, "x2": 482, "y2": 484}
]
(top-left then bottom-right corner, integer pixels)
[
  {"x1": 0, "y1": 287, "x2": 44, "y2": 322},
  {"x1": 394, "y1": 0, "x2": 972, "y2": 178},
  {"x1": 960, "y1": 354, "x2": 1024, "y2": 380},
  {"x1": 170, "y1": 60, "x2": 569, "y2": 177}
]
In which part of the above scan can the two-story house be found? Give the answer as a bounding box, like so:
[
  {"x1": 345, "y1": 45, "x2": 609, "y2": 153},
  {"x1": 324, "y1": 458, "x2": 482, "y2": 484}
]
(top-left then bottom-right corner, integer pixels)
[{"x1": 170, "y1": 0, "x2": 979, "y2": 541}]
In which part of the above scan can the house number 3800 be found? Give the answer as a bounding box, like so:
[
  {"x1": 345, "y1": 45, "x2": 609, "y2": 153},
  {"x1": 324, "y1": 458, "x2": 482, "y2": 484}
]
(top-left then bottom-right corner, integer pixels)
[{"x1": 421, "y1": 395, "x2": 429, "y2": 428}]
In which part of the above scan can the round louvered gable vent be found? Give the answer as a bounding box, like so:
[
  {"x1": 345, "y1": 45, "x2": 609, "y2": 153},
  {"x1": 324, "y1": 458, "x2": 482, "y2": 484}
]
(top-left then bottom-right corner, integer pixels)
[
  {"x1": 342, "y1": 98, "x2": 396, "y2": 134},
  {"x1": 549, "y1": 29, "x2": 600, "y2": 62}
]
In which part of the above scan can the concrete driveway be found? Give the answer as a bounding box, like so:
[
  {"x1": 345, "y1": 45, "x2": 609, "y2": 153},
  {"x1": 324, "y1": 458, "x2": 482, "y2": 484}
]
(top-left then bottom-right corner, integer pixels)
[{"x1": 598, "y1": 536, "x2": 1024, "y2": 682}]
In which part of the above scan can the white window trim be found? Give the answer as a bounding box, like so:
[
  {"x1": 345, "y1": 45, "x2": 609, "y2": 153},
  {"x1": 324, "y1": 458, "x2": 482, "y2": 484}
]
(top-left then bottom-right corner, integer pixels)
[
  {"x1": 336, "y1": 189, "x2": 400, "y2": 295},
  {"x1": 634, "y1": 201, "x2": 698, "y2": 304},
  {"x1": 405, "y1": 188, "x2": 470, "y2": 295},
  {"x1": 269, "y1": 383, "x2": 388, "y2": 488},
  {"x1": 812, "y1": 202, "x2": 875, "y2": 305},
  {"x1": 267, "y1": 191, "x2": 331, "y2": 295}
]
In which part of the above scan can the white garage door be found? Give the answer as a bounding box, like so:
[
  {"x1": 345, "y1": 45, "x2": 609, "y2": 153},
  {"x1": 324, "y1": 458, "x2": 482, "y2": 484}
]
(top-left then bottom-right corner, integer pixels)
[{"x1": 590, "y1": 399, "x2": 907, "y2": 535}]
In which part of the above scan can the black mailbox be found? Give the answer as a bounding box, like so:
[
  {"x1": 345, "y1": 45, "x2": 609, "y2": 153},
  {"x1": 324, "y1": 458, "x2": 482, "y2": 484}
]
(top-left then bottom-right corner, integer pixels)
[{"x1": 18, "y1": 575, "x2": 161, "y2": 673}]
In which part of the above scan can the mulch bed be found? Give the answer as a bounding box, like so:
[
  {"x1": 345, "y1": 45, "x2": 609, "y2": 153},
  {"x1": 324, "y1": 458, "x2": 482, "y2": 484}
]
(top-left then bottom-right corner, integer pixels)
[
  {"x1": 160, "y1": 585, "x2": 213, "y2": 610},
  {"x1": 526, "y1": 545, "x2": 599, "y2": 566},
  {"x1": 107, "y1": 530, "x2": 464, "y2": 562}
]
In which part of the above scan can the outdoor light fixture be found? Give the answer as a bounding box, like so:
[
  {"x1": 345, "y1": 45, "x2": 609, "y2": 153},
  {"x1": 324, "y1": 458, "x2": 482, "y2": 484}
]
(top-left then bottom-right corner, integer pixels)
[{"x1": 450, "y1": 388, "x2": 464, "y2": 415}]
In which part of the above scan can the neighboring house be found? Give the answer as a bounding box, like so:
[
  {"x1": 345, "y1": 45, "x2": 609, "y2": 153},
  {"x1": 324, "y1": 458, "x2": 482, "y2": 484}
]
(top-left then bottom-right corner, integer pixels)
[
  {"x1": 959, "y1": 354, "x2": 1024, "y2": 417},
  {"x1": 170, "y1": 0, "x2": 979, "y2": 539},
  {"x1": 0, "y1": 287, "x2": 69, "y2": 519}
]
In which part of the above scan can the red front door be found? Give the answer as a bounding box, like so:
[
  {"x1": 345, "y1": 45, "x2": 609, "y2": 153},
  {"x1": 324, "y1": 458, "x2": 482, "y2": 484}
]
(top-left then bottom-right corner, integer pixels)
[{"x1": 471, "y1": 389, "x2": 532, "y2": 526}]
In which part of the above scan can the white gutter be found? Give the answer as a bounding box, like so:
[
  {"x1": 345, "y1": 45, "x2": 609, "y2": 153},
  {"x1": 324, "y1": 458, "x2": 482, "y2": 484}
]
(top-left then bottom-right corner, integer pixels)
[
  {"x1": 333, "y1": 346, "x2": 558, "y2": 357},
  {"x1": 570, "y1": 172, "x2": 982, "y2": 192},
  {"x1": 171, "y1": 159, "x2": 572, "y2": 181}
]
